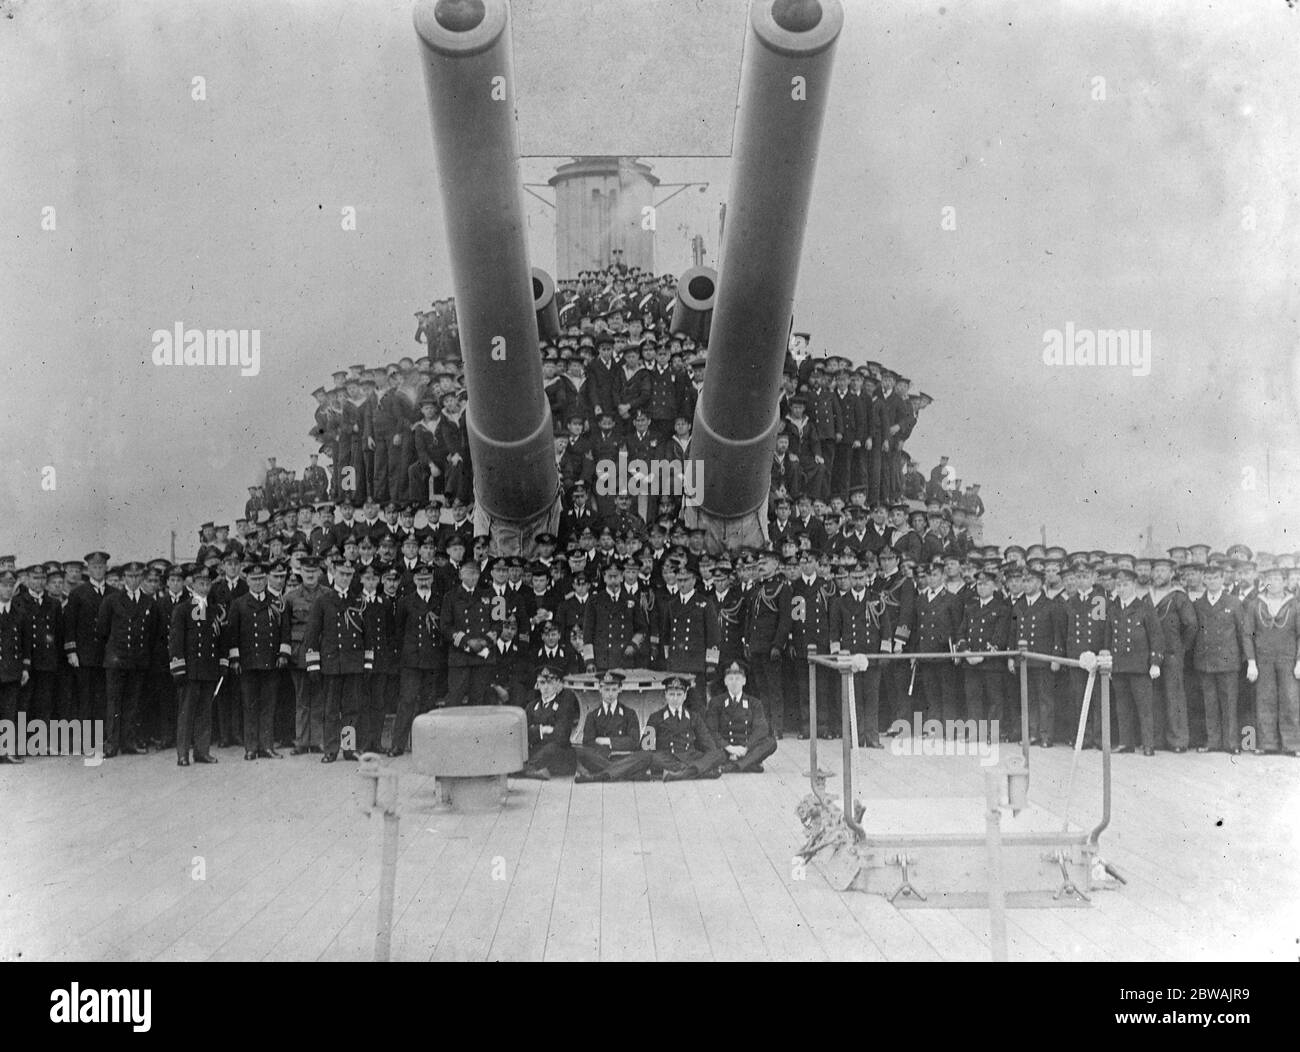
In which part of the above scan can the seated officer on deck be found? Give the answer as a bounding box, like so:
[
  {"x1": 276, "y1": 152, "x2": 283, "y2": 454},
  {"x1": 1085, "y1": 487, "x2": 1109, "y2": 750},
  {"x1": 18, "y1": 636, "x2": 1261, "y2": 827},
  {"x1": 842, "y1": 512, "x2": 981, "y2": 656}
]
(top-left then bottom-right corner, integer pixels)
[
  {"x1": 515, "y1": 664, "x2": 580, "y2": 781},
  {"x1": 644, "y1": 674, "x2": 725, "y2": 781},
  {"x1": 574, "y1": 670, "x2": 652, "y2": 783},
  {"x1": 705, "y1": 660, "x2": 779, "y2": 773}
]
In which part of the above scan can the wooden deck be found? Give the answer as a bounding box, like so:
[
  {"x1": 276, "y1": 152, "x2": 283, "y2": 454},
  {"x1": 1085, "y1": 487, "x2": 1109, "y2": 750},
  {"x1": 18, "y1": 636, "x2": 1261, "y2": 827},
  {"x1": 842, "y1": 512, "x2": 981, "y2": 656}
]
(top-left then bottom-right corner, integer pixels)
[{"x1": 2, "y1": 739, "x2": 1297, "y2": 962}]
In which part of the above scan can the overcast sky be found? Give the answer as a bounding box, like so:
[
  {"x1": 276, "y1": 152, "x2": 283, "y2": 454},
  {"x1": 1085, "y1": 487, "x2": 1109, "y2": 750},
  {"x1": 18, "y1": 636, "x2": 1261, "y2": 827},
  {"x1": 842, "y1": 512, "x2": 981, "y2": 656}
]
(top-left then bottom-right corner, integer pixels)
[{"x1": 3, "y1": 0, "x2": 1298, "y2": 562}]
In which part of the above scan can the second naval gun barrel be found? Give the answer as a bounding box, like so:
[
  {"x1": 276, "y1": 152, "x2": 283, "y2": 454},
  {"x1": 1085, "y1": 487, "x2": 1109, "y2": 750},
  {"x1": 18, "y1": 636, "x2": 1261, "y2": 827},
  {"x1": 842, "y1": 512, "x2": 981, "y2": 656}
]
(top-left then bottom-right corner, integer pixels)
[
  {"x1": 686, "y1": 0, "x2": 842, "y2": 552},
  {"x1": 414, "y1": 0, "x2": 559, "y2": 551}
]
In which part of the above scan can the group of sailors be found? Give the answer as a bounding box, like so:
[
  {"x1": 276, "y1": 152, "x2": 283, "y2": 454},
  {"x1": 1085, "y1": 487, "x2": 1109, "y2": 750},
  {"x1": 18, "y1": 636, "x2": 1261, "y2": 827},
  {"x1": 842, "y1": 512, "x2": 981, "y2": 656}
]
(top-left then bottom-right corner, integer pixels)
[{"x1": 0, "y1": 530, "x2": 1294, "y2": 773}]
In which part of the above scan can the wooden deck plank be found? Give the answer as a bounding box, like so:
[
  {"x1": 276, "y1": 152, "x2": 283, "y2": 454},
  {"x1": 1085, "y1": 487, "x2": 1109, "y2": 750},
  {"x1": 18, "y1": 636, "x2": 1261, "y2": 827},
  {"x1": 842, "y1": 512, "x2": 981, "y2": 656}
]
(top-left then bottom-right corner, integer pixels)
[
  {"x1": 3, "y1": 734, "x2": 1294, "y2": 962},
  {"x1": 598, "y1": 782, "x2": 656, "y2": 961},
  {"x1": 382, "y1": 804, "x2": 505, "y2": 963},
  {"x1": 543, "y1": 778, "x2": 603, "y2": 962},
  {"x1": 488, "y1": 777, "x2": 573, "y2": 961},
  {"x1": 728, "y1": 763, "x2": 887, "y2": 961},
  {"x1": 698, "y1": 777, "x2": 828, "y2": 962},
  {"x1": 432, "y1": 783, "x2": 544, "y2": 961},
  {"x1": 663, "y1": 773, "x2": 770, "y2": 962},
  {"x1": 632, "y1": 780, "x2": 712, "y2": 962}
]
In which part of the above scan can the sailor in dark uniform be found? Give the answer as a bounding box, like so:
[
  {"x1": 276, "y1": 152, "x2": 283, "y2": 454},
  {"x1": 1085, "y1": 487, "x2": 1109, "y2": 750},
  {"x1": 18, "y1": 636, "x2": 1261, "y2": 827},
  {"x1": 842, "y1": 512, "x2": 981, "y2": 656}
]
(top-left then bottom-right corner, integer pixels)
[
  {"x1": 19, "y1": 564, "x2": 62, "y2": 725},
  {"x1": 63, "y1": 550, "x2": 110, "y2": 727},
  {"x1": 581, "y1": 561, "x2": 648, "y2": 672},
  {"x1": 574, "y1": 671, "x2": 652, "y2": 782},
  {"x1": 829, "y1": 562, "x2": 895, "y2": 746},
  {"x1": 0, "y1": 570, "x2": 31, "y2": 763},
  {"x1": 98, "y1": 561, "x2": 159, "y2": 756},
  {"x1": 226, "y1": 563, "x2": 291, "y2": 760},
  {"x1": 1009, "y1": 566, "x2": 1065, "y2": 746},
  {"x1": 169, "y1": 566, "x2": 225, "y2": 765},
  {"x1": 657, "y1": 563, "x2": 720, "y2": 712},
  {"x1": 515, "y1": 664, "x2": 581, "y2": 779},
  {"x1": 705, "y1": 661, "x2": 778, "y2": 772},
  {"x1": 644, "y1": 674, "x2": 725, "y2": 781},
  {"x1": 956, "y1": 569, "x2": 1011, "y2": 729},
  {"x1": 304, "y1": 561, "x2": 373, "y2": 762}
]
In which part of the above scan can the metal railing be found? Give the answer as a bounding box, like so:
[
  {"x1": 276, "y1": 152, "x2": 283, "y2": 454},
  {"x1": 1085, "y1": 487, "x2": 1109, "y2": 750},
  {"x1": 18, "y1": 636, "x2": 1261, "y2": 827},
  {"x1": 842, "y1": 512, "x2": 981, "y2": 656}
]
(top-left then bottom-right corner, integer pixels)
[{"x1": 804, "y1": 647, "x2": 1113, "y2": 850}]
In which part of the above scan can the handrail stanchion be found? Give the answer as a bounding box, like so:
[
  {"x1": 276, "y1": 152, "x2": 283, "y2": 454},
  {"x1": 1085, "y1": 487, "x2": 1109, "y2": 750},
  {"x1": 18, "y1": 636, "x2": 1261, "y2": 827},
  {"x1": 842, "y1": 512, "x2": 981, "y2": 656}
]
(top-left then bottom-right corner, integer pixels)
[
  {"x1": 985, "y1": 767, "x2": 1008, "y2": 961},
  {"x1": 807, "y1": 648, "x2": 818, "y2": 790},
  {"x1": 1018, "y1": 648, "x2": 1031, "y2": 766},
  {"x1": 1089, "y1": 664, "x2": 1113, "y2": 848},
  {"x1": 841, "y1": 665, "x2": 853, "y2": 812}
]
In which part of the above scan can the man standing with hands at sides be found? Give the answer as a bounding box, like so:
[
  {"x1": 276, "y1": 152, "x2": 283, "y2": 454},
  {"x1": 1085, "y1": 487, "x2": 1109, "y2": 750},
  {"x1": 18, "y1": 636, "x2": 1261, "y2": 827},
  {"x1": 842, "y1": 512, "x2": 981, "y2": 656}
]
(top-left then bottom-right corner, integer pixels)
[
  {"x1": 1243, "y1": 565, "x2": 1300, "y2": 756},
  {"x1": 744, "y1": 551, "x2": 793, "y2": 737},
  {"x1": 441, "y1": 558, "x2": 498, "y2": 708},
  {"x1": 305, "y1": 561, "x2": 372, "y2": 763},
  {"x1": 1104, "y1": 566, "x2": 1165, "y2": 756},
  {"x1": 515, "y1": 664, "x2": 581, "y2": 780},
  {"x1": 956, "y1": 568, "x2": 1010, "y2": 729},
  {"x1": 285, "y1": 557, "x2": 327, "y2": 754},
  {"x1": 1009, "y1": 566, "x2": 1065, "y2": 747},
  {"x1": 829, "y1": 562, "x2": 895, "y2": 747},
  {"x1": 0, "y1": 569, "x2": 31, "y2": 764},
  {"x1": 227, "y1": 563, "x2": 292, "y2": 760},
  {"x1": 64, "y1": 550, "x2": 110, "y2": 727},
  {"x1": 705, "y1": 660, "x2": 778, "y2": 772},
  {"x1": 19, "y1": 564, "x2": 62, "y2": 726},
  {"x1": 657, "y1": 563, "x2": 720, "y2": 713},
  {"x1": 644, "y1": 674, "x2": 725, "y2": 781},
  {"x1": 390, "y1": 562, "x2": 444, "y2": 757},
  {"x1": 169, "y1": 567, "x2": 225, "y2": 766},
  {"x1": 582, "y1": 561, "x2": 648, "y2": 673},
  {"x1": 98, "y1": 561, "x2": 159, "y2": 757},
  {"x1": 574, "y1": 670, "x2": 652, "y2": 782},
  {"x1": 1192, "y1": 563, "x2": 1250, "y2": 755},
  {"x1": 1148, "y1": 556, "x2": 1196, "y2": 753}
]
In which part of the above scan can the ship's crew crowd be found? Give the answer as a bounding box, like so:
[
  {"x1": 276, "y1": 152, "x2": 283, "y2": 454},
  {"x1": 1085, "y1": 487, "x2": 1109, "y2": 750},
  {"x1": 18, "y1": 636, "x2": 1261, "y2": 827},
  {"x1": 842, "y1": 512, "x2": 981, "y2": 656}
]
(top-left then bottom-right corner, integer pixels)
[
  {"x1": 1, "y1": 538, "x2": 1296, "y2": 772},
  {"x1": 3, "y1": 267, "x2": 1294, "y2": 774},
  {"x1": 280, "y1": 264, "x2": 969, "y2": 516}
]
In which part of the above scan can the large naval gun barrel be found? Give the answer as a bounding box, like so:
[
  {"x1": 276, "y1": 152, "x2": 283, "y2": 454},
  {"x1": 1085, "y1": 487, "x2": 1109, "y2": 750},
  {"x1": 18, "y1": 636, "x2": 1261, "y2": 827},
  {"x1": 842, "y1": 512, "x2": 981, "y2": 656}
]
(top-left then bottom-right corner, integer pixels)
[
  {"x1": 686, "y1": 0, "x2": 842, "y2": 553},
  {"x1": 413, "y1": 0, "x2": 560, "y2": 553}
]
